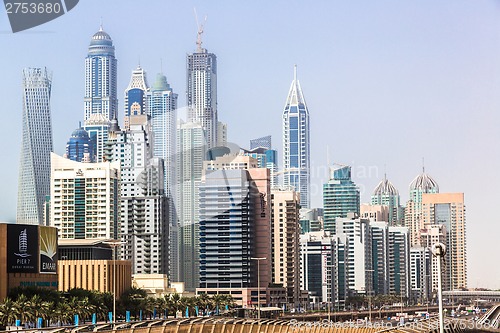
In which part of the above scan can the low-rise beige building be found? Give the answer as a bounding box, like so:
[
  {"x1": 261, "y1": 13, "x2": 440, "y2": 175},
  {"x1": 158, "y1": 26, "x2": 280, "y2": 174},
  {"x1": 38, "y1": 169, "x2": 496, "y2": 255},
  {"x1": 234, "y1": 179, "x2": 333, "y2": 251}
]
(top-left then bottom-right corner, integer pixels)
[{"x1": 58, "y1": 239, "x2": 131, "y2": 297}]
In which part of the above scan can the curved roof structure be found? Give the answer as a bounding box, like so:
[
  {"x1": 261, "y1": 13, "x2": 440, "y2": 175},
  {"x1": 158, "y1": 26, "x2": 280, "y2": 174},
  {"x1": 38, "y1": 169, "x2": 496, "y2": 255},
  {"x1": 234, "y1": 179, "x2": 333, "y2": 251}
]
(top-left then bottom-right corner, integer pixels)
[
  {"x1": 409, "y1": 169, "x2": 439, "y2": 193},
  {"x1": 373, "y1": 175, "x2": 399, "y2": 196}
]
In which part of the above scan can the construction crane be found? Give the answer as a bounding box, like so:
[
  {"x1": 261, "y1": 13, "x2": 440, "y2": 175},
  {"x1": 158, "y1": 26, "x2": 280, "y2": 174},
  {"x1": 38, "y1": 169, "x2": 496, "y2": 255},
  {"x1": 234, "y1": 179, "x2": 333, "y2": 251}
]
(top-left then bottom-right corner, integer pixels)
[{"x1": 194, "y1": 8, "x2": 207, "y2": 52}]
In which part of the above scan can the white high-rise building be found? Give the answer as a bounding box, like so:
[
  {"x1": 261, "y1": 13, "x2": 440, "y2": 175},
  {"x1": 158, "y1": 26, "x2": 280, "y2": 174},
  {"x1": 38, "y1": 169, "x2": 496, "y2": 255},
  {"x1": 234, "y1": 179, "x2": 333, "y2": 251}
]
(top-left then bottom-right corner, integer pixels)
[
  {"x1": 147, "y1": 72, "x2": 178, "y2": 280},
  {"x1": 176, "y1": 120, "x2": 206, "y2": 289},
  {"x1": 336, "y1": 214, "x2": 373, "y2": 296},
  {"x1": 299, "y1": 231, "x2": 337, "y2": 305},
  {"x1": 17, "y1": 67, "x2": 53, "y2": 225},
  {"x1": 84, "y1": 26, "x2": 117, "y2": 122},
  {"x1": 106, "y1": 115, "x2": 168, "y2": 275},
  {"x1": 50, "y1": 153, "x2": 120, "y2": 240},
  {"x1": 282, "y1": 66, "x2": 310, "y2": 208}
]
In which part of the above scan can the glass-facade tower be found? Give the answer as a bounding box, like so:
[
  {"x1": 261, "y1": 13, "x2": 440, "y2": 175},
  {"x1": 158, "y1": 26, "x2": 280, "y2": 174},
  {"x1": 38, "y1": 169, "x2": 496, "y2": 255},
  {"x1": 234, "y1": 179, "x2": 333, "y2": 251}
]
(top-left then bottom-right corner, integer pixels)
[
  {"x1": 323, "y1": 165, "x2": 360, "y2": 233},
  {"x1": 282, "y1": 66, "x2": 310, "y2": 208},
  {"x1": 17, "y1": 68, "x2": 53, "y2": 225},
  {"x1": 187, "y1": 48, "x2": 217, "y2": 148},
  {"x1": 84, "y1": 26, "x2": 117, "y2": 122}
]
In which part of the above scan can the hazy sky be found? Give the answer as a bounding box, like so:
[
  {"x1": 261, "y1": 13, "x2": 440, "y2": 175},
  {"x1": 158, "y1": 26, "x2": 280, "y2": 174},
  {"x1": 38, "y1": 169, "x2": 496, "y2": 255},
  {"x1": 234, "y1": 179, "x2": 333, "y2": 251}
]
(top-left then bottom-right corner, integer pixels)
[{"x1": 1, "y1": 0, "x2": 499, "y2": 288}]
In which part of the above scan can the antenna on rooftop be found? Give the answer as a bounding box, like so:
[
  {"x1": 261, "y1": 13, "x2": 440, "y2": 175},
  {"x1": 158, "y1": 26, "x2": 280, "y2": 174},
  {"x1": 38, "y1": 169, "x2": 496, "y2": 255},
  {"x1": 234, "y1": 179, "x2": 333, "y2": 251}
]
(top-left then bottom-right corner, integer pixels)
[{"x1": 194, "y1": 7, "x2": 207, "y2": 52}]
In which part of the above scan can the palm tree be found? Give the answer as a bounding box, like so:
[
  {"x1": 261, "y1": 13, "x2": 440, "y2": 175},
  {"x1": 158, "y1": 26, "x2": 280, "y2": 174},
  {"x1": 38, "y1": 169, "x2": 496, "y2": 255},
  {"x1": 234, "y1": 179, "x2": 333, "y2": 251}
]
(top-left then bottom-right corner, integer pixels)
[
  {"x1": 154, "y1": 297, "x2": 167, "y2": 319},
  {"x1": 196, "y1": 294, "x2": 212, "y2": 316},
  {"x1": 166, "y1": 293, "x2": 182, "y2": 318},
  {"x1": 0, "y1": 298, "x2": 17, "y2": 327},
  {"x1": 13, "y1": 294, "x2": 31, "y2": 326}
]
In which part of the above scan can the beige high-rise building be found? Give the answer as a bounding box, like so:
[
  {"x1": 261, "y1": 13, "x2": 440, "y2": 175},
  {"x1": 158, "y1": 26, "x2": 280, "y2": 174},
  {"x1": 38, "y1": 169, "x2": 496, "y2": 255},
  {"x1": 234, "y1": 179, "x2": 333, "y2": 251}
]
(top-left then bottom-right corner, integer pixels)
[
  {"x1": 271, "y1": 189, "x2": 300, "y2": 307},
  {"x1": 360, "y1": 204, "x2": 389, "y2": 222},
  {"x1": 422, "y1": 193, "x2": 466, "y2": 291}
]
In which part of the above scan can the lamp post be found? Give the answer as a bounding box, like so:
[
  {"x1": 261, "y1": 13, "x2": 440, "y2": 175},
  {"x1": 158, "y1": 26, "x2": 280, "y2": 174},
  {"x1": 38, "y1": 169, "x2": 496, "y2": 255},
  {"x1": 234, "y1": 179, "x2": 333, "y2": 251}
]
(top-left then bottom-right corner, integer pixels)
[
  {"x1": 251, "y1": 257, "x2": 266, "y2": 320},
  {"x1": 104, "y1": 240, "x2": 125, "y2": 326},
  {"x1": 432, "y1": 243, "x2": 446, "y2": 333}
]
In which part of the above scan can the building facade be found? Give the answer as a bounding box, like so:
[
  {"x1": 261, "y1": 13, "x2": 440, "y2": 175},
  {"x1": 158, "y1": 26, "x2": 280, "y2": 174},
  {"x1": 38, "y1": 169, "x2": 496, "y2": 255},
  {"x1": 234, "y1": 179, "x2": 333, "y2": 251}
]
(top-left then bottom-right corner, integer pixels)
[
  {"x1": 299, "y1": 231, "x2": 337, "y2": 306},
  {"x1": 323, "y1": 165, "x2": 360, "y2": 233},
  {"x1": 124, "y1": 65, "x2": 149, "y2": 130},
  {"x1": 50, "y1": 153, "x2": 120, "y2": 240},
  {"x1": 17, "y1": 67, "x2": 53, "y2": 225},
  {"x1": 271, "y1": 189, "x2": 300, "y2": 307},
  {"x1": 106, "y1": 115, "x2": 169, "y2": 275},
  {"x1": 58, "y1": 239, "x2": 131, "y2": 297},
  {"x1": 65, "y1": 125, "x2": 93, "y2": 162},
  {"x1": 282, "y1": 66, "x2": 310, "y2": 208},
  {"x1": 84, "y1": 26, "x2": 117, "y2": 122},
  {"x1": 422, "y1": 193, "x2": 466, "y2": 291},
  {"x1": 371, "y1": 175, "x2": 402, "y2": 225},
  {"x1": 405, "y1": 168, "x2": 439, "y2": 246},
  {"x1": 388, "y1": 226, "x2": 410, "y2": 300},
  {"x1": 176, "y1": 120, "x2": 206, "y2": 289},
  {"x1": 187, "y1": 46, "x2": 218, "y2": 148},
  {"x1": 147, "y1": 72, "x2": 178, "y2": 280}
]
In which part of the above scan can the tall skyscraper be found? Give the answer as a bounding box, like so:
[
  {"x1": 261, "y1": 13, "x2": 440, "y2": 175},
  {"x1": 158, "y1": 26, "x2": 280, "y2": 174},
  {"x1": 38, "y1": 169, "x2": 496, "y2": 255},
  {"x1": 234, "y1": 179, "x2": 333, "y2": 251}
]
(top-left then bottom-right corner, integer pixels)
[
  {"x1": 147, "y1": 73, "x2": 178, "y2": 202},
  {"x1": 124, "y1": 65, "x2": 149, "y2": 130},
  {"x1": 106, "y1": 115, "x2": 169, "y2": 275},
  {"x1": 50, "y1": 153, "x2": 120, "y2": 240},
  {"x1": 422, "y1": 193, "x2": 466, "y2": 291},
  {"x1": 65, "y1": 125, "x2": 93, "y2": 162},
  {"x1": 282, "y1": 66, "x2": 310, "y2": 208},
  {"x1": 271, "y1": 189, "x2": 300, "y2": 307},
  {"x1": 186, "y1": 36, "x2": 218, "y2": 148},
  {"x1": 323, "y1": 165, "x2": 360, "y2": 233},
  {"x1": 371, "y1": 174, "x2": 403, "y2": 225},
  {"x1": 17, "y1": 67, "x2": 53, "y2": 225},
  {"x1": 147, "y1": 72, "x2": 178, "y2": 280},
  {"x1": 336, "y1": 214, "x2": 373, "y2": 297},
  {"x1": 388, "y1": 226, "x2": 410, "y2": 300},
  {"x1": 197, "y1": 160, "x2": 271, "y2": 307},
  {"x1": 405, "y1": 168, "x2": 439, "y2": 246},
  {"x1": 299, "y1": 231, "x2": 338, "y2": 305},
  {"x1": 176, "y1": 120, "x2": 206, "y2": 289},
  {"x1": 84, "y1": 26, "x2": 118, "y2": 122}
]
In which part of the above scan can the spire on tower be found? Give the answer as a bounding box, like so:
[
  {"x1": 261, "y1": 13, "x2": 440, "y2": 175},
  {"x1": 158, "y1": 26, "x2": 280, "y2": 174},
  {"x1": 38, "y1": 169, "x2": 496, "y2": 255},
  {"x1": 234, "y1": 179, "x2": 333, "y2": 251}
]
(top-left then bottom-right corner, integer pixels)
[{"x1": 99, "y1": 17, "x2": 103, "y2": 31}]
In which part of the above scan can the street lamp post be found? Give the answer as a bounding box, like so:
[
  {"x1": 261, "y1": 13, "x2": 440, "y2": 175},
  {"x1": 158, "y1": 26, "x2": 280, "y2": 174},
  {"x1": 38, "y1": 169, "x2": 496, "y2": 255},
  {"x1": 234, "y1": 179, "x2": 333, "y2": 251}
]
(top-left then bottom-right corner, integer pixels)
[
  {"x1": 104, "y1": 240, "x2": 124, "y2": 326},
  {"x1": 432, "y1": 243, "x2": 447, "y2": 333},
  {"x1": 250, "y1": 257, "x2": 266, "y2": 320}
]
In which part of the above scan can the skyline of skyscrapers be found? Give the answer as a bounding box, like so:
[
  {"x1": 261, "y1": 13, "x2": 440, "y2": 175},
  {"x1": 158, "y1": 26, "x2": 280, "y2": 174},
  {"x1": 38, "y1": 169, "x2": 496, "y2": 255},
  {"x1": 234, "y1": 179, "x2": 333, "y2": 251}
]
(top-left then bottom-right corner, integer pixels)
[
  {"x1": 10, "y1": 21, "x2": 474, "y2": 298},
  {"x1": 17, "y1": 67, "x2": 53, "y2": 225},
  {"x1": 282, "y1": 66, "x2": 311, "y2": 209}
]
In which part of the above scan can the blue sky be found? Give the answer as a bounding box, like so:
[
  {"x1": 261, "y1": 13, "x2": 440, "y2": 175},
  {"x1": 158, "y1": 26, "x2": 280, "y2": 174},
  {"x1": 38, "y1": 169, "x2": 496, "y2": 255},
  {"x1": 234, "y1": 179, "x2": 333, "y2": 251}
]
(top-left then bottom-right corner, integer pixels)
[{"x1": 1, "y1": 0, "x2": 499, "y2": 288}]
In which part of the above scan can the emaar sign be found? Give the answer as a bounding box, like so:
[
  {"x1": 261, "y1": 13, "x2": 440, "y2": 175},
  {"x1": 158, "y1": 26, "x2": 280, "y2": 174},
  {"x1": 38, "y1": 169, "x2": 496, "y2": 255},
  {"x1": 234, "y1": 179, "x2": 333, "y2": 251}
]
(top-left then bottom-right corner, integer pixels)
[{"x1": 4, "y1": 0, "x2": 79, "y2": 33}]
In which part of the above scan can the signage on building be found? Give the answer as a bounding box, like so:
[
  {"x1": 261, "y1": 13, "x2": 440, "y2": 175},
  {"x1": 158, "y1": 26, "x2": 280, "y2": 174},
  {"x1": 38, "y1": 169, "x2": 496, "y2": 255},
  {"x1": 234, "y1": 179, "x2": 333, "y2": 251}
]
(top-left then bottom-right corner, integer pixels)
[
  {"x1": 7, "y1": 224, "x2": 39, "y2": 273},
  {"x1": 39, "y1": 226, "x2": 58, "y2": 274}
]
